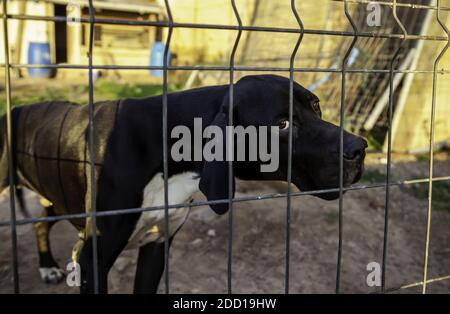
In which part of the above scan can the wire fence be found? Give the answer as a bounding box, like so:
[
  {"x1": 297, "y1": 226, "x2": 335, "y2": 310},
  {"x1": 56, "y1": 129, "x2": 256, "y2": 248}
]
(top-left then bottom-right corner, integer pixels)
[{"x1": 1, "y1": 0, "x2": 449, "y2": 294}]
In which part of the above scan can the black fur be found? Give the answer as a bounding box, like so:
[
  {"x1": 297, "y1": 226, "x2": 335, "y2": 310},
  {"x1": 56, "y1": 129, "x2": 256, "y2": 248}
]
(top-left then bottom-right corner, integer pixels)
[{"x1": 0, "y1": 75, "x2": 367, "y2": 293}]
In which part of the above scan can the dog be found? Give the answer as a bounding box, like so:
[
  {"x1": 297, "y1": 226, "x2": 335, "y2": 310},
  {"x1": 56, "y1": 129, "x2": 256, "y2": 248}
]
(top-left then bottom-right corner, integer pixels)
[{"x1": 0, "y1": 75, "x2": 366, "y2": 293}]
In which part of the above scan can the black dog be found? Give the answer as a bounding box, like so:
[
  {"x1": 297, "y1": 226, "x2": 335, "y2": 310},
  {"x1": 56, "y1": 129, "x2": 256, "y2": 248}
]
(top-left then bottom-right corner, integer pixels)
[{"x1": 0, "y1": 75, "x2": 366, "y2": 293}]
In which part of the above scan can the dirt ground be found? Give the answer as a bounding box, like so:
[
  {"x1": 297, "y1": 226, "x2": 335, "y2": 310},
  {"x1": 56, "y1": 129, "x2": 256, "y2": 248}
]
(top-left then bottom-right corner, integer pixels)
[{"x1": 0, "y1": 154, "x2": 449, "y2": 294}]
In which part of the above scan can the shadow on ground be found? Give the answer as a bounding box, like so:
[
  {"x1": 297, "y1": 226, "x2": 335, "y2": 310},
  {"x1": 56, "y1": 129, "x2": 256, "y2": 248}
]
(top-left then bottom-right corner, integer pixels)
[{"x1": 0, "y1": 158, "x2": 449, "y2": 294}]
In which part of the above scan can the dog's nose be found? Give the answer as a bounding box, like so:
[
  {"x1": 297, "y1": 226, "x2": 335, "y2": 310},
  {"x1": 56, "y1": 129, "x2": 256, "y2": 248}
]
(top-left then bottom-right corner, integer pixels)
[{"x1": 344, "y1": 139, "x2": 367, "y2": 161}]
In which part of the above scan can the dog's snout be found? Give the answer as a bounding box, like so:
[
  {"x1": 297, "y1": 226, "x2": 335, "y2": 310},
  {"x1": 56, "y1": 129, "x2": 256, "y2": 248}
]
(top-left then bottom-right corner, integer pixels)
[
  {"x1": 343, "y1": 147, "x2": 363, "y2": 160},
  {"x1": 362, "y1": 138, "x2": 368, "y2": 148},
  {"x1": 344, "y1": 138, "x2": 367, "y2": 161}
]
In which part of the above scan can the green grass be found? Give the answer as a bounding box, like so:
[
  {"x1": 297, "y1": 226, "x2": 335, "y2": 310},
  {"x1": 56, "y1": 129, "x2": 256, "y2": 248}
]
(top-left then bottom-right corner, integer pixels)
[
  {"x1": 324, "y1": 211, "x2": 338, "y2": 225},
  {"x1": 0, "y1": 88, "x2": 73, "y2": 111},
  {"x1": 0, "y1": 80, "x2": 179, "y2": 115},
  {"x1": 360, "y1": 169, "x2": 386, "y2": 183},
  {"x1": 415, "y1": 153, "x2": 430, "y2": 162},
  {"x1": 404, "y1": 181, "x2": 450, "y2": 213},
  {"x1": 365, "y1": 134, "x2": 383, "y2": 151},
  {"x1": 94, "y1": 81, "x2": 178, "y2": 99}
]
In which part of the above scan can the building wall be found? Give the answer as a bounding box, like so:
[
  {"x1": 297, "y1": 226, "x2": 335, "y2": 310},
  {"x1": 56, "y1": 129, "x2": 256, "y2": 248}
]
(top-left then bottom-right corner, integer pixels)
[
  {"x1": 163, "y1": 0, "x2": 341, "y2": 72},
  {"x1": 0, "y1": 0, "x2": 53, "y2": 65},
  {"x1": 0, "y1": 0, "x2": 163, "y2": 79},
  {"x1": 1, "y1": 0, "x2": 449, "y2": 151},
  {"x1": 392, "y1": 12, "x2": 450, "y2": 152},
  {"x1": 162, "y1": 0, "x2": 253, "y2": 65}
]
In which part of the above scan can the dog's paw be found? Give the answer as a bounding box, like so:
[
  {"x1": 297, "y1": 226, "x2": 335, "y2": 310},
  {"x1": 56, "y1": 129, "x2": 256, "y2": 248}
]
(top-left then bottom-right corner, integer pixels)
[{"x1": 39, "y1": 267, "x2": 65, "y2": 284}]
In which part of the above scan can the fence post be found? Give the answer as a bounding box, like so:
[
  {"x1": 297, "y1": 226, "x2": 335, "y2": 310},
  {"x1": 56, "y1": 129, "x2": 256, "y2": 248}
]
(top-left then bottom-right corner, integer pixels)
[
  {"x1": 382, "y1": 0, "x2": 407, "y2": 292},
  {"x1": 422, "y1": 0, "x2": 450, "y2": 294},
  {"x1": 2, "y1": 0, "x2": 20, "y2": 294},
  {"x1": 336, "y1": 0, "x2": 358, "y2": 294}
]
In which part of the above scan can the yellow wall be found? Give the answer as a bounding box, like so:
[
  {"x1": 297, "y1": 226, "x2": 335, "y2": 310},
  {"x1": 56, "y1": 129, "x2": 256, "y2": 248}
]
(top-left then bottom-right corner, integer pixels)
[
  {"x1": 163, "y1": 0, "x2": 252, "y2": 65},
  {"x1": 164, "y1": 0, "x2": 341, "y2": 70},
  {"x1": 392, "y1": 12, "x2": 450, "y2": 152},
  {"x1": 0, "y1": 0, "x2": 52, "y2": 64}
]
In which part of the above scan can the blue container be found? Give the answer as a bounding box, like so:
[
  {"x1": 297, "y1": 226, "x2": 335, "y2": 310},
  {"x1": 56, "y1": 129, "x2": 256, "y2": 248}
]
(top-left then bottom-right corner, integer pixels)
[
  {"x1": 150, "y1": 42, "x2": 170, "y2": 77},
  {"x1": 27, "y1": 42, "x2": 53, "y2": 78}
]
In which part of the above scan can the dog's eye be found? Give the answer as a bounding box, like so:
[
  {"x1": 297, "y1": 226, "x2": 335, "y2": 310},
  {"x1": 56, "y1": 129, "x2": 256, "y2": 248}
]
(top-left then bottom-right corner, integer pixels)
[
  {"x1": 278, "y1": 120, "x2": 290, "y2": 130},
  {"x1": 312, "y1": 102, "x2": 321, "y2": 116}
]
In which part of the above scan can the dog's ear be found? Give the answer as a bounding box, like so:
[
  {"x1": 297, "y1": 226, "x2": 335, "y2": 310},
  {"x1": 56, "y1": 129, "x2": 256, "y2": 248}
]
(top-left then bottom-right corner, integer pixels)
[{"x1": 199, "y1": 95, "x2": 235, "y2": 215}]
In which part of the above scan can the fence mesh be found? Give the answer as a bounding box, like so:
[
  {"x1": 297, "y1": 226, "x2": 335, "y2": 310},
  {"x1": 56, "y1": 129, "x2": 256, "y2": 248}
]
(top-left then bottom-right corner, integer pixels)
[{"x1": 1, "y1": 0, "x2": 449, "y2": 294}]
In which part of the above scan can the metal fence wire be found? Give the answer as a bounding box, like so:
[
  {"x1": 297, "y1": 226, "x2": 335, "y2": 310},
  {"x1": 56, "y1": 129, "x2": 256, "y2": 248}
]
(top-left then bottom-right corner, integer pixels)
[{"x1": 1, "y1": 0, "x2": 450, "y2": 294}]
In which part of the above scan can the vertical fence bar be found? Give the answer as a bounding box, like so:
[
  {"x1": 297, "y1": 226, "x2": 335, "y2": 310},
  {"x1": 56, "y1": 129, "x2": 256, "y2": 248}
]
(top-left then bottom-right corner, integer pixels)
[
  {"x1": 382, "y1": 0, "x2": 407, "y2": 292},
  {"x1": 227, "y1": 0, "x2": 242, "y2": 294},
  {"x1": 2, "y1": 0, "x2": 19, "y2": 294},
  {"x1": 87, "y1": 0, "x2": 99, "y2": 294},
  {"x1": 286, "y1": 0, "x2": 304, "y2": 294},
  {"x1": 162, "y1": 0, "x2": 174, "y2": 294},
  {"x1": 3, "y1": 0, "x2": 449, "y2": 295},
  {"x1": 422, "y1": 0, "x2": 450, "y2": 294},
  {"x1": 336, "y1": 0, "x2": 358, "y2": 293}
]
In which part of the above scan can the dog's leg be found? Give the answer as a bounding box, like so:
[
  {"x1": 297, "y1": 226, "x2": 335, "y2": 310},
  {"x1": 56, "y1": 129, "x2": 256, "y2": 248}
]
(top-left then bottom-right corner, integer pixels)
[
  {"x1": 76, "y1": 214, "x2": 139, "y2": 294},
  {"x1": 77, "y1": 235, "x2": 106, "y2": 294},
  {"x1": 133, "y1": 237, "x2": 174, "y2": 294},
  {"x1": 33, "y1": 203, "x2": 65, "y2": 284}
]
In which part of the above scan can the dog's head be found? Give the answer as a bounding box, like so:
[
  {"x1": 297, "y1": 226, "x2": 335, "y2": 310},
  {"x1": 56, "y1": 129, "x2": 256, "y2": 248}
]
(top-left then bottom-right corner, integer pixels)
[{"x1": 199, "y1": 75, "x2": 367, "y2": 214}]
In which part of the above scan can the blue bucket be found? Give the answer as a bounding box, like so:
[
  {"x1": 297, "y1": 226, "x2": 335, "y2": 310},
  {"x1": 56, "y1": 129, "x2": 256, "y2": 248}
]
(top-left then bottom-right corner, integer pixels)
[
  {"x1": 150, "y1": 42, "x2": 170, "y2": 77},
  {"x1": 28, "y1": 42, "x2": 53, "y2": 78}
]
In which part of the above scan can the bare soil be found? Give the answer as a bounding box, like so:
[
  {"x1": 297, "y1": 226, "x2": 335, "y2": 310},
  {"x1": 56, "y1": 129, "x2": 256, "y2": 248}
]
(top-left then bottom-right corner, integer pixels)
[{"x1": 0, "y1": 155, "x2": 449, "y2": 294}]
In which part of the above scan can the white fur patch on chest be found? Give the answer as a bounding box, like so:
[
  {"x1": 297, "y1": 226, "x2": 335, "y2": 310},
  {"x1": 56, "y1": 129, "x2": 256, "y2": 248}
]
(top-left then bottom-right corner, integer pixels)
[{"x1": 125, "y1": 171, "x2": 200, "y2": 250}]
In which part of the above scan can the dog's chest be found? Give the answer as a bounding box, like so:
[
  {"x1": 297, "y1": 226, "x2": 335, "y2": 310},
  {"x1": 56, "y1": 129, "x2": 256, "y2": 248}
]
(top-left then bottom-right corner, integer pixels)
[{"x1": 125, "y1": 172, "x2": 200, "y2": 250}]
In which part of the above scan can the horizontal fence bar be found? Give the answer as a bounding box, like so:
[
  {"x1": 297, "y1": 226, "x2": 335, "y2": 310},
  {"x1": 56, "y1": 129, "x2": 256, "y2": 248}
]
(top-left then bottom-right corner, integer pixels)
[
  {"x1": 386, "y1": 274, "x2": 450, "y2": 293},
  {"x1": 3, "y1": 1, "x2": 450, "y2": 295},
  {"x1": 2, "y1": 63, "x2": 450, "y2": 74},
  {"x1": 1, "y1": 175, "x2": 449, "y2": 228},
  {"x1": 5, "y1": 14, "x2": 450, "y2": 42},
  {"x1": 332, "y1": 0, "x2": 450, "y2": 11}
]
